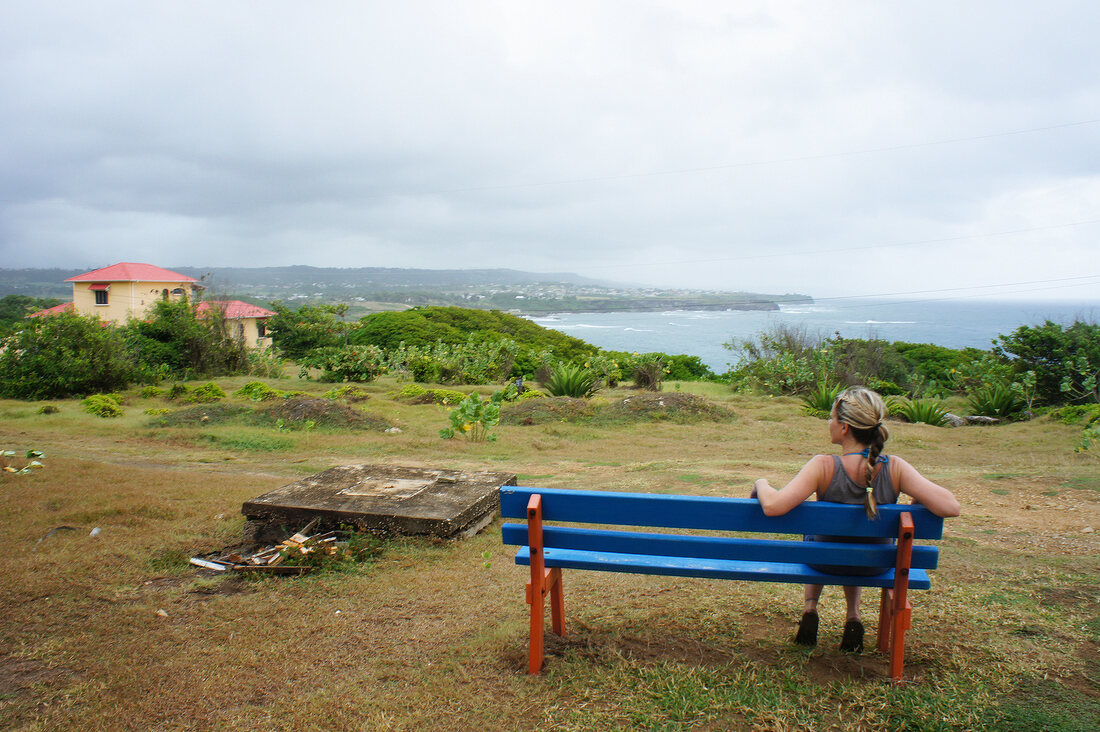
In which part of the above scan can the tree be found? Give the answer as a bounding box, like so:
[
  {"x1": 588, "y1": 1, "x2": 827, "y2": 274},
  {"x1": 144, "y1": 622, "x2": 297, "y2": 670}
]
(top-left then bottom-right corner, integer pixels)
[
  {"x1": 266, "y1": 301, "x2": 347, "y2": 359},
  {"x1": 125, "y1": 300, "x2": 249, "y2": 378},
  {"x1": 994, "y1": 320, "x2": 1100, "y2": 405}
]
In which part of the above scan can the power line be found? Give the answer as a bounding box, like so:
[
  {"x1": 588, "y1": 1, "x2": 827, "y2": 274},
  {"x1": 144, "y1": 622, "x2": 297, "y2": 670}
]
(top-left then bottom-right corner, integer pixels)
[{"x1": 423, "y1": 118, "x2": 1100, "y2": 196}]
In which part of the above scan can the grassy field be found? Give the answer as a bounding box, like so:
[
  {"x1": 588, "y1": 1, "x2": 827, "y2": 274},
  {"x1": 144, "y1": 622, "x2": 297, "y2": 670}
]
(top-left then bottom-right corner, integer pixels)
[{"x1": 1, "y1": 375, "x2": 1098, "y2": 730}]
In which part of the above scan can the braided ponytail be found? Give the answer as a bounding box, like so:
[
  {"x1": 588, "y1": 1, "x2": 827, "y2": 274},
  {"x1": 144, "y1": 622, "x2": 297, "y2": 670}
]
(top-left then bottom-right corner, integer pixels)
[{"x1": 833, "y1": 386, "x2": 890, "y2": 520}]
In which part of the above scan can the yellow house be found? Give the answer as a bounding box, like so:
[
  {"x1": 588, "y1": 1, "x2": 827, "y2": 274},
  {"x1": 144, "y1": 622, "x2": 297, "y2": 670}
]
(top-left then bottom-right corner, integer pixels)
[
  {"x1": 30, "y1": 262, "x2": 275, "y2": 349},
  {"x1": 196, "y1": 300, "x2": 276, "y2": 349},
  {"x1": 64, "y1": 262, "x2": 203, "y2": 323}
]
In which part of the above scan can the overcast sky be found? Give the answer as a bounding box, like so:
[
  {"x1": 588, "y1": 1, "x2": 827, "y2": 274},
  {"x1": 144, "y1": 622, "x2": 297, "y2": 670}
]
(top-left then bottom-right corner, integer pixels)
[{"x1": 1, "y1": 2, "x2": 1098, "y2": 300}]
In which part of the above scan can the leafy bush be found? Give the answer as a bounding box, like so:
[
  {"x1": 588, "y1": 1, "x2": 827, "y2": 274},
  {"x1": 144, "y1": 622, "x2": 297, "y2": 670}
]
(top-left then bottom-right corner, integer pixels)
[
  {"x1": 995, "y1": 319, "x2": 1100, "y2": 405},
  {"x1": 247, "y1": 348, "x2": 286, "y2": 378},
  {"x1": 393, "y1": 384, "x2": 467, "y2": 405},
  {"x1": 723, "y1": 323, "x2": 833, "y2": 395},
  {"x1": 167, "y1": 383, "x2": 189, "y2": 400},
  {"x1": 967, "y1": 382, "x2": 1026, "y2": 420},
  {"x1": 323, "y1": 384, "x2": 371, "y2": 402},
  {"x1": 0, "y1": 311, "x2": 136, "y2": 399},
  {"x1": 124, "y1": 300, "x2": 249, "y2": 379},
  {"x1": 517, "y1": 389, "x2": 546, "y2": 400},
  {"x1": 542, "y1": 362, "x2": 599, "y2": 398},
  {"x1": 439, "y1": 388, "x2": 514, "y2": 441},
  {"x1": 802, "y1": 382, "x2": 843, "y2": 418},
  {"x1": 298, "y1": 345, "x2": 387, "y2": 383},
  {"x1": 37, "y1": 405, "x2": 60, "y2": 415},
  {"x1": 632, "y1": 355, "x2": 667, "y2": 391},
  {"x1": 83, "y1": 394, "x2": 124, "y2": 418},
  {"x1": 140, "y1": 386, "x2": 163, "y2": 398},
  {"x1": 890, "y1": 397, "x2": 950, "y2": 426},
  {"x1": 1046, "y1": 404, "x2": 1100, "y2": 426},
  {"x1": 266, "y1": 301, "x2": 350, "y2": 359},
  {"x1": 235, "y1": 381, "x2": 282, "y2": 401},
  {"x1": 187, "y1": 383, "x2": 227, "y2": 404},
  {"x1": 386, "y1": 338, "x2": 517, "y2": 385},
  {"x1": 144, "y1": 407, "x2": 170, "y2": 416}
]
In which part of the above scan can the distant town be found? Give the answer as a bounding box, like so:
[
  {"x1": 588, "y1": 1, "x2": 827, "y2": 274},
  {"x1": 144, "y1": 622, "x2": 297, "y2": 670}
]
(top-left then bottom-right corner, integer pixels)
[{"x1": 0, "y1": 265, "x2": 812, "y2": 318}]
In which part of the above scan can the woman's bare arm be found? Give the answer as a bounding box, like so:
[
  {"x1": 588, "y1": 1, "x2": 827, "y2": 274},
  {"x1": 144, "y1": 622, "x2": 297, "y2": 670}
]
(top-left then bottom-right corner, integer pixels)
[
  {"x1": 892, "y1": 456, "x2": 961, "y2": 517},
  {"x1": 752, "y1": 455, "x2": 831, "y2": 516}
]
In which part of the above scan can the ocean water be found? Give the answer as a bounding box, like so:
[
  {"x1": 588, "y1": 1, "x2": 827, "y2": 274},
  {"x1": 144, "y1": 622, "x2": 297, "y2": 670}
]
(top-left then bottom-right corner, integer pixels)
[{"x1": 528, "y1": 298, "x2": 1100, "y2": 373}]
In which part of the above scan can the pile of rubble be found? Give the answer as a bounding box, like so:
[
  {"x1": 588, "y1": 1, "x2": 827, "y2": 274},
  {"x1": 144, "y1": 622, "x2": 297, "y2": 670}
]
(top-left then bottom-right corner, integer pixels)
[{"x1": 189, "y1": 519, "x2": 337, "y2": 576}]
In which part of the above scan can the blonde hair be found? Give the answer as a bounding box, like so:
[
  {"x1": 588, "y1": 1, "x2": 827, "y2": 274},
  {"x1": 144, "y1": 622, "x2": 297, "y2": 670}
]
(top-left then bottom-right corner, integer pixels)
[{"x1": 833, "y1": 386, "x2": 889, "y2": 519}]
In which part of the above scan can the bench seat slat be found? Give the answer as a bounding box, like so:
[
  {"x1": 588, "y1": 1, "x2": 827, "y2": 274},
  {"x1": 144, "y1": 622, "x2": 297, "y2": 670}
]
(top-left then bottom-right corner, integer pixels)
[
  {"x1": 500, "y1": 486, "x2": 944, "y2": 540},
  {"x1": 501, "y1": 524, "x2": 939, "y2": 570},
  {"x1": 514, "y1": 546, "x2": 932, "y2": 590}
]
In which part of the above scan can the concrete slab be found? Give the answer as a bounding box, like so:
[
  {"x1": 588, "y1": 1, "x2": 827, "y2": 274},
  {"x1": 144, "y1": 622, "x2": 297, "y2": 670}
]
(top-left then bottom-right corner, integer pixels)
[{"x1": 241, "y1": 464, "x2": 516, "y2": 539}]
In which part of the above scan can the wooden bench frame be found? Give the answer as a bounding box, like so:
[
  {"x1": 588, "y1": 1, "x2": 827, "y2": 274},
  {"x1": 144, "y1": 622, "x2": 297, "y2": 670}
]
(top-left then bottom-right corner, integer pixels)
[{"x1": 500, "y1": 486, "x2": 944, "y2": 683}]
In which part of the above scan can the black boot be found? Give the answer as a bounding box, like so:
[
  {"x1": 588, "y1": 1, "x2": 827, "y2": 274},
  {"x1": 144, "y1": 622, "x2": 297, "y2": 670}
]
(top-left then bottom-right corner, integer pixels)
[
  {"x1": 794, "y1": 611, "x2": 818, "y2": 646},
  {"x1": 840, "y1": 619, "x2": 864, "y2": 653}
]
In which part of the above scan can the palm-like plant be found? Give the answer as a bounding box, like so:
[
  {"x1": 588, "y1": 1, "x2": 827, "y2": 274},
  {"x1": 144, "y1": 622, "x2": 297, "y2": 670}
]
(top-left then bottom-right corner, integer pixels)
[
  {"x1": 801, "y1": 382, "x2": 844, "y2": 418},
  {"x1": 889, "y1": 397, "x2": 950, "y2": 427},
  {"x1": 542, "y1": 362, "x2": 599, "y2": 398}
]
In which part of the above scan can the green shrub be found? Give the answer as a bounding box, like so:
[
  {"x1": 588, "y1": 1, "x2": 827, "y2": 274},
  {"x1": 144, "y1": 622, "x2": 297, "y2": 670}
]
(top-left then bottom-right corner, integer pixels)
[
  {"x1": 247, "y1": 348, "x2": 286, "y2": 378},
  {"x1": 167, "y1": 383, "x2": 189, "y2": 400},
  {"x1": 439, "y1": 387, "x2": 514, "y2": 442},
  {"x1": 125, "y1": 299, "x2": 249, "y2": 378},
  {"x1": 83, "y1": 394, "x2": 124, "y2": 418},
  {"x1": 140, "y1": 386, "x2": 163, "y2": 399},
  {"x1": 235, "y1": 381, "x2": 282, "y2": 401},
  {"x1": 297, "y1": 345, "x2": 387, "y2": 383},
  {"x1": 967, "y1": 382, "x2": 1026, "y2": 420},
  {"x1": 0, "y1": 311, "x2": 135, "y2": 399},
  {"x1": 891, "y1": 397, "x2": 950, "y2": 427},
  {"x1": 1047, "y1": 404, "x2": 1100, "y2": 426},
  {"x1": 144, "y1": 407, "x2": 170, "y2": 415},
  {"x1": 995, "y1": 319, "x2": 1100, "y2": 405},
  {"x1": 517, "y1": 389, "x2": 546, "y2": 400},
  {"x1": 187, "y1": 382, "x2": 227, "y2": 404},
  {"x1": 866, "y1": 378, "x2": 907, "y2": 396},
  {"x1": 542, "y1": 362, "x2": 599, "y2": 398},
  {"x1": 323, "y1": 384, "x2": 371, "y2": 402},
  {"x1": 802, "y1": 382, "x2": 843, "y2": 418},
  {"x1": 37, "y1": 405, "x2": 60, "y2": 415},
  {"x1": 632, "y1": 355, "x2": 667, "y2": 391}
]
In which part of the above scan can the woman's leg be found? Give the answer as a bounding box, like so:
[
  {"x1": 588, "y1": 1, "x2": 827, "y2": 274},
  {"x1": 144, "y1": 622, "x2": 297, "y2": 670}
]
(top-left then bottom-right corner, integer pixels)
[
  {"x1": 842, "y1": 585, "x2": 861, "y2": 621},
  {"x1": 804, "y1": 584, "x2": 823, "y2": 613}
]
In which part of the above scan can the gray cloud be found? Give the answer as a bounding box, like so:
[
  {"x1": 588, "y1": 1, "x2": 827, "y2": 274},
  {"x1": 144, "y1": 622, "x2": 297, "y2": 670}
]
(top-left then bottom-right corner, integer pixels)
[{"x1": 1, "y1": 1, "x2": 1098, "y2": 300}]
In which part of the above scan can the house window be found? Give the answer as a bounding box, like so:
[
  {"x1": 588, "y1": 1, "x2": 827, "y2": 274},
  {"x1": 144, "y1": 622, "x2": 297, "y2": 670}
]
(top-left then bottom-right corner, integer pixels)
[
  {"x1": 94, "y1": 290, "x2": 109, "y2": 305},
  {"x1": 257, "y1": 322, "x2": 266, "y2": 338},
  {"x1": 162, "y1": 289, "x2": 169, "y2": 300}
]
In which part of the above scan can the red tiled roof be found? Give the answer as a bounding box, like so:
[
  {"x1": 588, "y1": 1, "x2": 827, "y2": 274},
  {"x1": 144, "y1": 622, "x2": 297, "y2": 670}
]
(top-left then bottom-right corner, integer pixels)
[
  {"x1": 29, "y1": 302, "x2": 75, "y2": 318},
  {"x1": 66, "y1": 262, "x2": 198, "y2": 283},
  {"x1": 196, "y1": 300, "x2": 276, "y2": 319}
]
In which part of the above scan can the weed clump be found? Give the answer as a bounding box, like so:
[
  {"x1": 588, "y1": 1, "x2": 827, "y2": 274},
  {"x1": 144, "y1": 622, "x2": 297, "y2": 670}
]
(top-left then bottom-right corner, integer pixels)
[
  {"x1": 187, "y1": 382, "x2": 227, "y2": 404},
  {"x1": 323, "y1": 384, "x2": 372, "y2": 402},
  {"x1": 255, "y1": 397, "x2": 390, "y2": 430},
  {"x1": 140, "y1": 385, "x2": 163, "y2": 399},
  {"x1": 393, "y1": 383, "x2": 467, "y2": 405},
  {"x1": 235, "y1": 381, "x2": 283, "y2": 401},
  {"x1": 83, "y1": 394, "x2": 124, "y2": 418},
  {"x1": 37, "y1": 404, "x2": 60, "y2": 415}
]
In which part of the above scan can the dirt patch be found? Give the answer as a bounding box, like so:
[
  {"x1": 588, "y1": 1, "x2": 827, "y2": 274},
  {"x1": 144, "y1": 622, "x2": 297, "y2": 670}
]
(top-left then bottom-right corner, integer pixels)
[
  {"x1": 501, "y1": 397, "x2": 595, "y2": 425},
  {"x1": 255, "y1": 397, "x2": 391, "y2": 430},
  {"x1": 0, "y1": 655, "x2": 75, "y2": 697},
  {"x1": 599, "y1": 393, "x2": 736, "y2": 424},
  {"x1": 153, "y1": 404, "x2": 253, "y2": 427},
  {"x1": 501, "y1": 393, "x2": 734, "y2": 426}
]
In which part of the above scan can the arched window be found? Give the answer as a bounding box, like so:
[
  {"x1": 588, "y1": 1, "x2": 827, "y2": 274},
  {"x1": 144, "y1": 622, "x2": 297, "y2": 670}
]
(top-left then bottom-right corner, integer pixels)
[{"x1": 162, "y1": 289, "x2": 169, "y2": 300}]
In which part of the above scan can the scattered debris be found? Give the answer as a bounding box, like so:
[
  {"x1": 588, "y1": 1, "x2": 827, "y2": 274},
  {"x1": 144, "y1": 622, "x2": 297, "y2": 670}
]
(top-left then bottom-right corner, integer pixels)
[
  {"x1": 190, "y1": 519, "x2": 343, "y2": 576},
  {"x1": 155, "y1": 609, "x2": 168, "y2": 618},
  {"x1": 89, "y1": 527, "x2": 101, "y2": 538},
  {"x1": 33, "y1": 526, "x2": 78, "y2": 551}
]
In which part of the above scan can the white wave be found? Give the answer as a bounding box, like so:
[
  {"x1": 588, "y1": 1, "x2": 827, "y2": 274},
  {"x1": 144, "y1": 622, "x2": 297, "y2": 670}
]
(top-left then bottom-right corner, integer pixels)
[
  {"x1": 844, "y1": 319, "x2": 917, "y2": 325},
  {"x1": 623, "y1": 327, "x2": 655, "y2": 332}
]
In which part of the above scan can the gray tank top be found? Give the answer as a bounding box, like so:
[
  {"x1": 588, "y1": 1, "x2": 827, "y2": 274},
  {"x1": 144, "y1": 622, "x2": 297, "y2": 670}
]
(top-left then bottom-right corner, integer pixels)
[{"x1": 819, "y1": 455, "x2": 898, "y2": 506}]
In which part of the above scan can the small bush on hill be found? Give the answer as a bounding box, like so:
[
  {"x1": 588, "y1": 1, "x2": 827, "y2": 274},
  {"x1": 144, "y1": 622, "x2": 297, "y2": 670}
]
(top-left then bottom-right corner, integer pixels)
[
  {"x1": 167, "y1": 383, "x2": 189, "y2": 400},
  {"x1": 890, "y1": 397, "x2": 950, "y2": 426},
  {"x1": 297, "y1": 345, "x2": 387, "y2": 383},
  {"x1": 323, "y1": 384, "x2": 371, "y2": 402},
  {"x1": 83, "y1": 394, "x2": 124, "y2": 418},
  {"x1": 995, "y1": 319, "x2": 1100, "y2": 405},
  {"x1": 37, "y1": 405, "x2": 60, "y2": 415},
  {"x1": 235, "y1": 381, "x2": 282, "y2": 401},
  {"x1": 140, "y1": 386, "x2": 164, "y2": 399},
  {"x1": 631, "y1": 355, "x2": 667, "y2": 391},
  {"x1": 187, "y1": 383, "x2": 227, "y2": 403}
]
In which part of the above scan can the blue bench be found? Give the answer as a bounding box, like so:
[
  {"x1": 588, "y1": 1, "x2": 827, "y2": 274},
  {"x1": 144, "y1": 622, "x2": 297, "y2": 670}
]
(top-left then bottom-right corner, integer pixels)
[{"x1": 500, "y1": 485, "x2": 944, "y2": 682}]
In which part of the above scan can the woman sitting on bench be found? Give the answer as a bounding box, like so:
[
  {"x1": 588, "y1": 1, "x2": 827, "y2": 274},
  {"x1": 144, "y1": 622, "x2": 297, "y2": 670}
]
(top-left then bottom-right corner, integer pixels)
[{"x1": 750, "y1": 386, "x2": 961, "y2": 653}]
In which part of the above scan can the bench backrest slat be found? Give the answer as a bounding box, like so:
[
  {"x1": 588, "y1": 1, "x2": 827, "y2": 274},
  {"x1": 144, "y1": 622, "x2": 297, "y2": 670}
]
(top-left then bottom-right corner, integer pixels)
[
  {"x1": 500, "y1": 486, "x2": 944, "y2": 540},
  {"x1": 501, "y1": 523, "x2": 939, "y2": 569}
]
